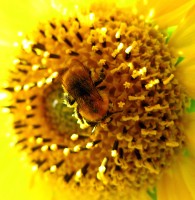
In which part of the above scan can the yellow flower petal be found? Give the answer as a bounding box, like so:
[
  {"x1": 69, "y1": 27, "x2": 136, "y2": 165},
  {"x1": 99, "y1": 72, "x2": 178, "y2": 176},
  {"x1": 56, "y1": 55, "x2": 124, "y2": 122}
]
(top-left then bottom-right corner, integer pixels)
[
  {"x1": 183, "y1": 113, "x2": 195, "y2": 157},
  {"x1": 170, "y1": 4, "x2": 195, "y2": 57},
  {"x1": 158, "y1": 113, "x2": 195, "y2": 200},
  {"x1": 137, "y1": 0, "x2": 194, "y2": 27},
  {"x1": 0, "y1": 0, "x2": 65, "y2": 34},
  {"x1": 157, "y1": 157, "x2": 194, "y2": 200},
  {"x1": 153, "y1": 1, "x2": 194, "y2": 28},
  {"x1": 179, "y1": 156, "x2": 195, "y2": 200},
  {"x1": 0, "y1": 110, "x2": 53, "y2": 200},
  {"x1": 175, "y1": 59, "x2": 195, "y2": 99},
  {"x1": 1, "y1": 1, "x2": 195, "y2": 200}
]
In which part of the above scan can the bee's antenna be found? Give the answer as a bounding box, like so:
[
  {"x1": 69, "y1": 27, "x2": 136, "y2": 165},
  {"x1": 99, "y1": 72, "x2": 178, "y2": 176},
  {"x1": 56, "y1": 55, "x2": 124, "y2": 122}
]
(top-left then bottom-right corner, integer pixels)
[{"x1": 106, "y1": 110, "x2": 123, "y2": 118}]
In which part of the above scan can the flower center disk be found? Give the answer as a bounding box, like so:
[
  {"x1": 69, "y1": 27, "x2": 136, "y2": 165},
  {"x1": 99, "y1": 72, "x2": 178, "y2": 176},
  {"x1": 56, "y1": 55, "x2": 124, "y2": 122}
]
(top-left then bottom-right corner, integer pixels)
[
  {"x1": 43, "y1": 84, "x2": 81, "y2": 134},
  {"x1": 7, "y1": 4, "x2": 190, "y2": 200}
]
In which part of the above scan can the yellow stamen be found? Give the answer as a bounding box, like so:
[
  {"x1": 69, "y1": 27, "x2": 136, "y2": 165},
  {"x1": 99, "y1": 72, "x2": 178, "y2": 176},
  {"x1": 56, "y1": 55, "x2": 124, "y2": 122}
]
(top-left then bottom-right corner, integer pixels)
[
  {"x1": 163, "y1": 74, "x2": 174, "y2": 85},
  {"x1": 121, "y1": 115, "x2": 139, "y2": 121},
  {"x1": 145, "y1": 79, "x2": 159, "y2": 89},
  {"x1": 70, "y1": 133, "x2": 79, "y2": 141}
]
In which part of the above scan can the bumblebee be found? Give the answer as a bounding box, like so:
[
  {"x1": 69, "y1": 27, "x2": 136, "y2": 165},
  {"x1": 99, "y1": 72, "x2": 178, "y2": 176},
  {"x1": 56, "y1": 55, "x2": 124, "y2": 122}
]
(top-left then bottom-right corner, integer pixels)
[{"x1": 61, "y1": 59, "x2": 109, "y2": 126}]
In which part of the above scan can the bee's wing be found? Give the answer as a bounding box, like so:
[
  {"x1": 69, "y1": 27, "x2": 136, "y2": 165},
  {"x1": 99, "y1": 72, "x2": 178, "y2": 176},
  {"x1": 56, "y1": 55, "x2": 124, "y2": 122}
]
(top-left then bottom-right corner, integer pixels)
[{"x1": 61, "y1": 60, "x2": 103, "y2": 109}]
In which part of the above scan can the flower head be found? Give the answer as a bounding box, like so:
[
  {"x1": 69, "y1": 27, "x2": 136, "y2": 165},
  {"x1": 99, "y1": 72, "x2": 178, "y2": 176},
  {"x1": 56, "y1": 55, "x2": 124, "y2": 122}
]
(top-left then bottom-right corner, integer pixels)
[{"x1": 1, "y1": 0, "x2": 195, "y2": 200}]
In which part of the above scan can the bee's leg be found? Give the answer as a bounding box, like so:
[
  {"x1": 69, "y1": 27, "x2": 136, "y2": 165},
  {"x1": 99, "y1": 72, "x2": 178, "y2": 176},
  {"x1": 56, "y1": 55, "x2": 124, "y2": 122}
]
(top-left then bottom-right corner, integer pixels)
[
  {"x1": 94, "y1": 68, "x2": 106, "y2": 88},
  {"x1": 63, "y1": 93, "x2": 75, "y2": 106},
  {"x1": 85, "y1": 120, "x2": 98, "y2": 127},
  {"x1": 75, "y1": 107, "x2": 85, "y2": 124},
  {"x1": 103, "y1": 110, "x2": 123, "y2": 123}
]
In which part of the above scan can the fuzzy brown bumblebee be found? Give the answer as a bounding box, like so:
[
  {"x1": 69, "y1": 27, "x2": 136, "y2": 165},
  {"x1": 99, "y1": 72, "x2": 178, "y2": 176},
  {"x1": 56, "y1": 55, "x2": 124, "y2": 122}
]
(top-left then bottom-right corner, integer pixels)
[{"x1": 61, "y1": 59, "x2": 109, "y2": 125}]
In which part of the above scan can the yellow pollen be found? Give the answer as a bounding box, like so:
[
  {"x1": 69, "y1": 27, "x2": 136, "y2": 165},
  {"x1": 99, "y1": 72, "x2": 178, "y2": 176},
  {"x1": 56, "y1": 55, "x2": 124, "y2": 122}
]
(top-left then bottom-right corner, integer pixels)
[
  {"x1": 36, "y1": 137, "x2": 43, "y2": 144},
  {"x1": 98, "y1": 165, "x2": 106, "y2": 174},
  {"x1": 70, "y1": 133, "x2": 79, "y2": 141},
  {"x1": 101, "y1": 27, "x2": 107, "y2": 34},
  {"x1": 99, "y1": 157, "x2": 107, "y2": 173},
  {"x1": 22, "y1": 39, "x2": 33, "y2": 50},
  {"x1": 86, "y1": 142, "x2": 93, "y2": 149},
  {"x1": 117, "y1": 42, "x2": 124, "y2": 51},
  {"x1": 125, "y1": 46, "x2": 132, "y2": 54},
  {"x1": 98, "y1": 59, "x2": 107, "y2": 66},
  {"x1": 41, "y1": 145, "x2": 48, "y2": 152},
  {"x1": 118, "y1": 101, "x2": 125, "y2": 108},
  {"x1": 111, "y1": 150, "x2": 118, "y2": 157},
  {"x1": 123, "y1": 81, "x2": 131, "y2": 89},
  {"x1": 139, "y1": 67, "x2": 147, "y2": 75},
  {"x1": 50, "y1": 165, "x2": 57, "y2": 172},
  {"x1": 132, "y1": 67, "x2": 147, "y2": 78},
  {"x1": 73, "y1": 145, "x2": 81, "y2": 152},
  {"x1": 14, "y1": 85, "x2": 22, "y2": 92},
  {"x1": 51, "y1": 71, "x2": 59, "y2": 78},
  {"x1": 125, "y1": 41, "x2": 137, "y2": 54},
  {"x1": 32, "y1": 64, "x2": 40, "y2": 71},
  {"x1": 75, "y1": 169, "x2": 82, "y2": 182},
  {"x1": 145, "y1": 79, "x2": 159, "y2": 89},
  {"x1": 92, "y1": 45, "x2": 99, "y2": 52},
  {"x1": 43, "y1": 51, "x2": 50, "y2": 58},
  {"x1": 37, "y1": 79, "x2": 45, "y2": 87},
  {"x1": 115, "y1": 30, "x2": 121, "y2": 39},
  {"x1": 23, "y1": 84, "x2": 29, "y2": 91},
  {"x1": 26, "y1": 105, "x2": 32, "y2": 111},
  {"x1": 33, "y1": 48, "x2": 42, "y2": 56},
  {"x1": 45, "y1": 77, "x2": 53, "y2": 84},
  {"x1": 97, "y1": 157, "x2": 108, "y2": 182},
  {"x1": 50, "y1": 144, "x2": 58, "y2": 151},
  {"x1": 63, "y1": 148, "x2": 70, "y2": 156},
  {"x1": 127, "y1": 62, "x2": 134, "y2": 70},
  {"x1": 23, "y1": 83, "x2": 35, "y2": 91}
]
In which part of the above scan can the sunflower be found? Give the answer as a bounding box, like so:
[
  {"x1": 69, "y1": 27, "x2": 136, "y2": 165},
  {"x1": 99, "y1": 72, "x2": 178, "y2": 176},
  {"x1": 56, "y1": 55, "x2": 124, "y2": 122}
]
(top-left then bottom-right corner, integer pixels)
[{"x1": 0, "y1": 0, "x2": 195, "y2": 200}]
